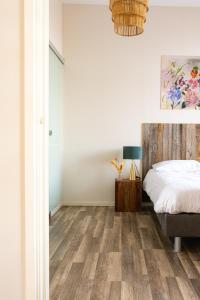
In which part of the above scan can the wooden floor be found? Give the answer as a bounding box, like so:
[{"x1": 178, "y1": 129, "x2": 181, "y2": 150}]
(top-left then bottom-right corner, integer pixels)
[{"x1": 50, "y1": 207, "x2": 200, "y2": 300}]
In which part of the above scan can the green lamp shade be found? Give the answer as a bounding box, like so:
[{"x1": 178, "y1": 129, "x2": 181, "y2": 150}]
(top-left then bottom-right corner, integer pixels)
[{"x1": 123, "y1": 146, "x2": 143, "y2": 160}]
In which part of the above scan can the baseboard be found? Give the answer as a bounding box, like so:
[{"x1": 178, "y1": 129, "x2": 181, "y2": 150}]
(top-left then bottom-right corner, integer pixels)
[
  {"x1": 51, "y1": 204, "x2": 62, "y2": 216},
  {"x1": 62, "y1": 202, "x2": 115, "y2": 207}
]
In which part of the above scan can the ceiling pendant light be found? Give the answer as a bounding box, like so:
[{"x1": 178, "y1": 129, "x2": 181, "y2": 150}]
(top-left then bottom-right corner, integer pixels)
[{"x1": 109, "y1": 0, "x2": 149, "y2": 37}]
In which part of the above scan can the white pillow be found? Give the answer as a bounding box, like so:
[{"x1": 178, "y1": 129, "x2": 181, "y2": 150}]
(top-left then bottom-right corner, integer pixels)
[{"x1": 152, "y1": 160, "x2": 200, "y2": 172}]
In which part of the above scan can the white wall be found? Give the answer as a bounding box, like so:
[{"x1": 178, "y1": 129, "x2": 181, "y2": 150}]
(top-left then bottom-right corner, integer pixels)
[
  {"x1": 0, "y1": 1, "x2": 24, "y2": 299},
  {"x1": 50, "y1": 0, "x2": 64, "y2": 55},
  {"x1": 63, "y1": 5, "x2": 200, "y2": 206}
]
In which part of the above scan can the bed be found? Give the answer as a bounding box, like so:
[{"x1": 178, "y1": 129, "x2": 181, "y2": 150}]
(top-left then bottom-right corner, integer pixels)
[{"x1": 142, "y1": 123, "x2": 200, "y2": 252}]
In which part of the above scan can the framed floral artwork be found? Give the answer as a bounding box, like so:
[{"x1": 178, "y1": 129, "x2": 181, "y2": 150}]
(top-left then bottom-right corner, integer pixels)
[{"x1": 161, "y1": 56, "x2": 200, "y2": 110}]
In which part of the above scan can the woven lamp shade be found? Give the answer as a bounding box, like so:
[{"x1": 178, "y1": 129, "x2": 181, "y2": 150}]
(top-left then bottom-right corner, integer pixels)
[{"x1": 109, "y1": 0, "x2": 149, "y2": 36}]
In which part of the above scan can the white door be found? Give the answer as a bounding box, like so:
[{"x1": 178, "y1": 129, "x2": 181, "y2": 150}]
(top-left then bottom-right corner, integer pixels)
[{"x1": 49, "y1": 47, "x2": 64, "y2": 214}]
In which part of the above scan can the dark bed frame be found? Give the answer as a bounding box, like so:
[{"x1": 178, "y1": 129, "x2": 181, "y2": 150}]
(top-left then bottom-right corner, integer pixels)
[{"x1": 142, "y1": 123, "x2": 200, "y2": 252}]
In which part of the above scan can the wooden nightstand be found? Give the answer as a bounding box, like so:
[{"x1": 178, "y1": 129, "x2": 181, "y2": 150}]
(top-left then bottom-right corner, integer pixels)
[{"x1": 115, "y1": 178, "x2": 142, "y2": 212}]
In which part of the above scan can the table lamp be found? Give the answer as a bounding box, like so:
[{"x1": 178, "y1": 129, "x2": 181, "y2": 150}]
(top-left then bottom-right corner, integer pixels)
[{"x1": 123, "y1": 146, "x2": 143, "y2": 180}]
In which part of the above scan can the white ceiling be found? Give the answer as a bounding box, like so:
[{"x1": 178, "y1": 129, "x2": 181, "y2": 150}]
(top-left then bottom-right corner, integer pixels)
[{"x1": 63, "y1": 0, "x2": 200, "y2": 6}]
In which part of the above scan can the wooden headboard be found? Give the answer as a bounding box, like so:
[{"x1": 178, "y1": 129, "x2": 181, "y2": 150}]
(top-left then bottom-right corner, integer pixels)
[{"x1": 142, "y1": 123, "x2": 200, "y2": 178}]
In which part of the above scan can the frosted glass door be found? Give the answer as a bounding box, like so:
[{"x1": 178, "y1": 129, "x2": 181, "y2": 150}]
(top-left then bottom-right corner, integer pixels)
[{"x1": 49, "y1": 48, "x2": 64, "y2": 213}]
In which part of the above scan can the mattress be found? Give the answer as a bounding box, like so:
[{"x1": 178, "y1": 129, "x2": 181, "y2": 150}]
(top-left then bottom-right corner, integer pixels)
[{"x1": 143, "y1": 169, "x2": 200, "y2": 214}]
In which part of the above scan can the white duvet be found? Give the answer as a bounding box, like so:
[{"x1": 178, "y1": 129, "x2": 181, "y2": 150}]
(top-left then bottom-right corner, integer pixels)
[{"x1": 143, "y1": 169, "x2": 200, "y2": 214}]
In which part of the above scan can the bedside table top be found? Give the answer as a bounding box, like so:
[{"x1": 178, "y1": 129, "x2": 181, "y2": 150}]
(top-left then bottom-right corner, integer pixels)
[{"x1": 115, "y1": 177, "x2": 142, "y2": 182}]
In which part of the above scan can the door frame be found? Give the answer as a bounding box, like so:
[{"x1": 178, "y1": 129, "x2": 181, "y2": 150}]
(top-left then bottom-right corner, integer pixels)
[{"x1": 24, "y1": 0, "x2": 49, "y2": 299}]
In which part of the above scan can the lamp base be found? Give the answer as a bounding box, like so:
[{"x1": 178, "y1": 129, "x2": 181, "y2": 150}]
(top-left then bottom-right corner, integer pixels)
[{"x1": 129, "y1": 161, "x2": 136, "y2": 181}]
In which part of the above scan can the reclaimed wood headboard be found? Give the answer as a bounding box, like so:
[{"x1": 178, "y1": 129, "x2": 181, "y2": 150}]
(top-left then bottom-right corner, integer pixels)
[{"x1": 142, "y1": 123, "x2": 200, "y2": 179}]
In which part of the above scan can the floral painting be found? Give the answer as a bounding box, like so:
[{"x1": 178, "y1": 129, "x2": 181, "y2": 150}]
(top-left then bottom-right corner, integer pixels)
[{"x1": 161, "y1": 56, "x2": 200, "y2": 110}]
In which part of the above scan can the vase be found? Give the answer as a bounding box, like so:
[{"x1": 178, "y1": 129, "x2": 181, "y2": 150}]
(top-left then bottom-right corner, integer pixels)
[{"x1": 118, "y1": 172, "x2": 123, "y2": 180}]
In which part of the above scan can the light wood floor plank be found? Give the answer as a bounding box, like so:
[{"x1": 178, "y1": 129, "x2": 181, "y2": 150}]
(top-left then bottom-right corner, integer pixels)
[
  {"x1": 109, "y1": 281, "x2": 121, "y2": 300},
  {"x1": 60, "y1": 262, "x2": 84, "y2": 300},
  {"x1": 176, "y1": 276, "x2": 199, "y2": 300},
  {"x1": 153, "y1": 249, "x2": 174, "y2": 277},
  {"x1": 166, "y1": 277, "x2": 184, "y2": 300},
  {"x1": 90, "y1": 280, "x2": 111, "y2": 300},
  {"x1": 74, "y1": 280, "x2": 94, "y2": 300},
  {"x1": 177, "y1": 252, "x2": 200, "y2": 279}
]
